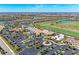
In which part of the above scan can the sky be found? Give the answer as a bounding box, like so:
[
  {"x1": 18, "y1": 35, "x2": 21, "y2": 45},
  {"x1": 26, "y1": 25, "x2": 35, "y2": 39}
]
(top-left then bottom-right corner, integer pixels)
[{"x1": 0, "y1": 4, "x2": 79, "y2": 12}]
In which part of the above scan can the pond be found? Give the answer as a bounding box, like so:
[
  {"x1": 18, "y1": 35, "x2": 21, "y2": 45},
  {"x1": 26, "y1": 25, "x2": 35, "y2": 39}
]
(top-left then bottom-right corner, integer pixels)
[
  {"x1": 63, "y1": 20, "x2": 73, "y2": 22},
  {"x1": 0, "y1": 20, "x2": 9, "y2": 25},
  {"x1": 63, "y1": 20, "x2": 79, "y2": 22}
]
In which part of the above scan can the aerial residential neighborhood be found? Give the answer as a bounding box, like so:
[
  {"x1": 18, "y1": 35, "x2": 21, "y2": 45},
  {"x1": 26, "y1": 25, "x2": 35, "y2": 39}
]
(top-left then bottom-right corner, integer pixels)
[{"x1": 0, "y1": 4, "x2": 79, "y2": 55}]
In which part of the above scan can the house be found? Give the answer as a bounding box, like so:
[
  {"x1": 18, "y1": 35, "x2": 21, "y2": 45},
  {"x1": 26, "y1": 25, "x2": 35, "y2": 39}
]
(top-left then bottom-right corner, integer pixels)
[
  {"x1": 51, "y1": 34, "x2": 64, "y2": 41},
  {"x1": 11, "y1": 27, "x2": 23, "y2": 32},
  {"x1": 42, "y1": 30, "x2": 55, "y2": 36},
  {"x1": 27, "y1": 27, "x2": 55, "y2": 36},
  {"x1": 31, "y1": 28, "x2": 42, "y2": 35},
  {"x1": 0, "y1": 25, "x2": 5, "y2": 31},
  {"x1": 26, "y1": 27, "x2": 42, "y2": 35},
  {"x1": 26, "y1": 27, "x2": 34, "y2": 31},
  {"x1": 65, "y1": 37, "x2": 79, "y2": 48}
]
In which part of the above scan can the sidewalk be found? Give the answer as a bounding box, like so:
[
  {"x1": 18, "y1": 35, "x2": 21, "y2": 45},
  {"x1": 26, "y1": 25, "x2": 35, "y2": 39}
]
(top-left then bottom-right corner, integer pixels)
[{"x1": 0, "y1": 36, "x2": 15, "y2": 55}]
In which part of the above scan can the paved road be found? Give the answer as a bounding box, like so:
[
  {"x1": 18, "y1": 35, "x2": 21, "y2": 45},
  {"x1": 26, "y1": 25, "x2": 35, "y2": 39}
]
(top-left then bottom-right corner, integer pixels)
[{"x1": 0, "y1": 37, "x2": 15, "y2": 55}]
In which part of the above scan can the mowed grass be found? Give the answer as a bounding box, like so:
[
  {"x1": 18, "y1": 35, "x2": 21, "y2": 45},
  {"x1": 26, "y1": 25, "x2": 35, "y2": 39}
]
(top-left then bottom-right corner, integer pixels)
[
  {"x1": 22, "y1": 35, "x2": 32, "y2": 43},
  {"x1": 54, "y1": 21, "x2": 79, "y2": 30},
  {"x1": 35, "y1": 21, "x2": 79, "y2": 38}
]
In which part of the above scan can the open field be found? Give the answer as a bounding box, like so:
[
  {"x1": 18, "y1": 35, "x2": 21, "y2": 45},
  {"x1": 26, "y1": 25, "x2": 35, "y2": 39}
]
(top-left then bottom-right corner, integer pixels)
[
  {"x1": 35, "y1": 20, "x2": 79, "y2": 38},
  {"x1": 53, "y1": 20, "x2": 79, "y2": 31}
]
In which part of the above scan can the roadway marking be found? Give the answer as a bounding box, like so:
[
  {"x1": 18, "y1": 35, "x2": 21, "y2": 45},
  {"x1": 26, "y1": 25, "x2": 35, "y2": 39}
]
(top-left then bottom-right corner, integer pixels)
[{"x1": 0, "y1": 36, "x2": 15, "y2": 55}]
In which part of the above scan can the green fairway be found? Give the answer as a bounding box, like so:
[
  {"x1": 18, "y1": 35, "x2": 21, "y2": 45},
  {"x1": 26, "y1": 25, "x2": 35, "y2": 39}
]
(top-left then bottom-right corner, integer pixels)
[
  {"x1": 35, "y1": 20, "x2": 79, "y2": 38},
  {"x1": 53, "y1": 21, "x2": 79, "y2": 31}
]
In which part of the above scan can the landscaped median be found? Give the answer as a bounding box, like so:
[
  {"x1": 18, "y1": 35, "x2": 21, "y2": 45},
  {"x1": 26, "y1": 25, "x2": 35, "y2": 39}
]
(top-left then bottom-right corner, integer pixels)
[{"x1": 0, "y1": 34, "x2": 22, "y2": 54}]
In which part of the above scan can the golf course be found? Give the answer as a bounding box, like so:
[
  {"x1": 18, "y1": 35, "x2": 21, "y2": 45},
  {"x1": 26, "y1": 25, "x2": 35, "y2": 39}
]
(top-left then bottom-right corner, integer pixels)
[{"x1": 35, "y1": 20, "x2": 79, "y2": 38}]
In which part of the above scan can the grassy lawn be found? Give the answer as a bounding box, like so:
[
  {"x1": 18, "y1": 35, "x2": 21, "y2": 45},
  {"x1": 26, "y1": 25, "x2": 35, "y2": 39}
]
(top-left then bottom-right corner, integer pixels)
[
  {"x1": 26, "y1": 45, "x2": 32, "y2": 48},
  {"x1": 35, "y1": 21, "x2": 79, "y2": 38},
  {"x1": 22, "y1": 35, "x2": 33, "y2": 43},
  {"x1": 37, "y1": 47, "x2": 52, "y2": 55},
  {"x1": 23, "y1": 31, "x2": 28, "y2": 35},
  {"x1": 53, "y1": 21, "x2": 79, "y2": 31}
]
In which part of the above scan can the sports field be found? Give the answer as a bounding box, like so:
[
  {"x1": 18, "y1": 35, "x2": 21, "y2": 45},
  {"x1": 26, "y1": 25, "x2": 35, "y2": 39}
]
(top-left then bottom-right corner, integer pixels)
[{"x1": 35, "y1": 20, "x2": 79, "y2": 38}]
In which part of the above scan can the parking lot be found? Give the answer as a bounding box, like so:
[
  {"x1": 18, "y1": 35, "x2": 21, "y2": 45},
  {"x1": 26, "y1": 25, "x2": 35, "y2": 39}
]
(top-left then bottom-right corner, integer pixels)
[
  {"x1": 0, "y1": 39, "x2": 13, "y2": 55},
  {"x1": 0, "y1": 20, "x2": 79, "y2": 55}
]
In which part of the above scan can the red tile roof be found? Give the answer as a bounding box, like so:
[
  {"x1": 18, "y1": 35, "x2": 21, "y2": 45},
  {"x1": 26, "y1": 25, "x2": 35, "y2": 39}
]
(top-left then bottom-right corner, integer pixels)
[
  {"x1": 31, "y1": 28, "x2": 42, "y2": 34},
  {"x1": 66, "y1": 37, "x2": 79, "y2": 48},
  {"x1": 42, "y1": 30, "x2": 54, "y2": 36},
  {"x1": 12, "y1": 28, "x2": 23, "y2": 32}
]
